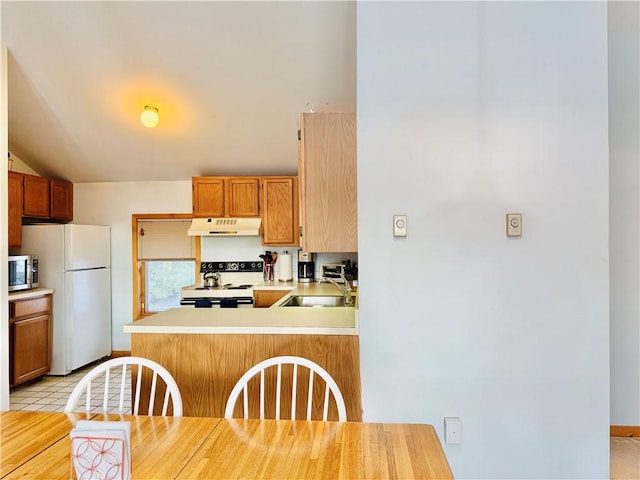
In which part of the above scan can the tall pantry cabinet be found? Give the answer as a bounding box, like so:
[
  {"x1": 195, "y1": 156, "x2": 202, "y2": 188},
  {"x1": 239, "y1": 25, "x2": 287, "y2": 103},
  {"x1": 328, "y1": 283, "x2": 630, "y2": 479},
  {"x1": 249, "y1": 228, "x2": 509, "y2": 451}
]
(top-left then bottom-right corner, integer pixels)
[{"x1": 298, "y1": 113, "x2": 357, "y2": 252}]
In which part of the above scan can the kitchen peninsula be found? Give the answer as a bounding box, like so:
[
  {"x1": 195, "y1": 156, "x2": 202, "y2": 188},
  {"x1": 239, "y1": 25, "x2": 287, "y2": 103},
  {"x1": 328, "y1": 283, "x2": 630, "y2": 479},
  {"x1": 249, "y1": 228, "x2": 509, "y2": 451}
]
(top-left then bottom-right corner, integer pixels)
[{"x1": 124, "y1": 283, "x2": 362, "y2": 420}]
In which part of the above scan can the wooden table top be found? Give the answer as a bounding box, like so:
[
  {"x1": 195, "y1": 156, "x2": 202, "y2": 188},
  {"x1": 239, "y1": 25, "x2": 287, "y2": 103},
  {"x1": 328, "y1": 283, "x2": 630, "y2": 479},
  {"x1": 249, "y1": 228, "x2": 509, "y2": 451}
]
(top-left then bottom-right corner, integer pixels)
[
  {"x1": 0, "y1": 411, "x2": 92, "y2": 478},
  {"x1": 0, "y1": 412, "x2": 453, "y2": 479}
]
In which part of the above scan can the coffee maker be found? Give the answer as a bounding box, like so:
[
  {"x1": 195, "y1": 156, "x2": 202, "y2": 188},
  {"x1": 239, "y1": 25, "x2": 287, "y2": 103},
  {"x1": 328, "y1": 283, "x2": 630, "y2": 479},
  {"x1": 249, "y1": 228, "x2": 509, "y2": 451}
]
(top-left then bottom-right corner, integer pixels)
[{"x1": 297, "y1": 251, "x2": 315, "y2": 283}]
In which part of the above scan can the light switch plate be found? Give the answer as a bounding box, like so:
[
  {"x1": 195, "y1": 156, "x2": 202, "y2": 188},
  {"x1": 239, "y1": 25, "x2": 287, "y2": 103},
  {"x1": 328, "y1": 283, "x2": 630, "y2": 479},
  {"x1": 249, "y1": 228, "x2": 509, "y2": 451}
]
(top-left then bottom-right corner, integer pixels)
[
  {"x1": 444, "y1": 417, "x2": 462, "y2": 444},
  {"x1": 506, "y1": 213, "x2": 522, "y2": 237},
  {"x1": 393, "y1": 215, "x2": 407, "y2": 237}
]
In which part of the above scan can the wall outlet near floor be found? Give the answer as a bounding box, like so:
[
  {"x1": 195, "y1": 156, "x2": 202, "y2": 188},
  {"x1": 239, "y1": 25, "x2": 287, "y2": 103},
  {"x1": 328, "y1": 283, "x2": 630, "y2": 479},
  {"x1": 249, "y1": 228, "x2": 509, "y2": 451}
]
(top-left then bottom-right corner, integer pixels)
[{"x1": 444, "y1": 417, "x2": 462, "y2": 444}]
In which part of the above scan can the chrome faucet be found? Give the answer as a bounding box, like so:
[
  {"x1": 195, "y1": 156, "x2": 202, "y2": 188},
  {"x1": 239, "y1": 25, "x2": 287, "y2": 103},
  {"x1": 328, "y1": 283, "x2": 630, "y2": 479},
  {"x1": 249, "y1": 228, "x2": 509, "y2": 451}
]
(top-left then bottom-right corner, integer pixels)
[{"x1": 319, "y1": 275, "x2": 353, "y2": 306}]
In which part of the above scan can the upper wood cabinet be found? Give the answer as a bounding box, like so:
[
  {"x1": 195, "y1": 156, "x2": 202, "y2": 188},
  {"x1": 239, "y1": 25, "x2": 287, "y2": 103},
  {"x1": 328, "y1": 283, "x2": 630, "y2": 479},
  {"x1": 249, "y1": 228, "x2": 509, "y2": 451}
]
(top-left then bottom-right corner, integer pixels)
[
  {"x1": 50, "y1": 179, "x2": 73, "y2": 222},
  {"x1": 23, "y1": 174, "x2": 50, "y2": 218},
  {"x1": 21, "y1": 173, "x2": 73, "y2": 221},
  {"x1": 192, "y1": 176, "x2": 260, "y2": 218},
  {"x1": 227, "y1": 177, "x2": 260, "y2": 217},
  {"x1": 298, "y1": 113, "x2": 357, "y2": 252},
  {"x1": 7, "y1": 172, "x2": 74, "y2": 247},
  {"x1": 193, "y1": 175, "x2": 298, "y2": 246},
  {"x1": 8, "y1": 172, "x2": 23, "y2": 248},
  {"x1": 261, "y1": 176, "x2": 298, "y2": 246},
  {"x1": 192, "y1": 177, "x2": 225, "y2": 217}
]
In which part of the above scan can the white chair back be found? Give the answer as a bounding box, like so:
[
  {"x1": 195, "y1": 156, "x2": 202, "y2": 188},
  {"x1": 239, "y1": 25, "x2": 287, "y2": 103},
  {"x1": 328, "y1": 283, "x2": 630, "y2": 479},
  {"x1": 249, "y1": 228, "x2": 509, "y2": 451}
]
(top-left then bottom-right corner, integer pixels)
[
  {"x1": 225, "y1": 355, "x2": 347, "y2": 421},
  {"x1": 64, "y1": 356, "x2": 183, "y2": 416}
]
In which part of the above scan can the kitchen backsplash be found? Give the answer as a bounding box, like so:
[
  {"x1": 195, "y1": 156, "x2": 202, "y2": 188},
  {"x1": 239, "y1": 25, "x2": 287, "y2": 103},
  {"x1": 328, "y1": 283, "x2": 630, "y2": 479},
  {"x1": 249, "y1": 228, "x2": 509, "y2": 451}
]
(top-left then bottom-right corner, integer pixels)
[{"x1": 200, "y1": 236, "x2": 357, "y2": 281}]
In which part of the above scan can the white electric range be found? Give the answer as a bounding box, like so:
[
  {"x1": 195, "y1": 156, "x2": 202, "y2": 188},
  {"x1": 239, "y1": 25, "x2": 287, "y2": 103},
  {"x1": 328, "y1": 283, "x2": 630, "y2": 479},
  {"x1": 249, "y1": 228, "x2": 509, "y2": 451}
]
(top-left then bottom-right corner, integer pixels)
[{"x1": 180, "y1": 261, "x2": 264, "y2": 308}]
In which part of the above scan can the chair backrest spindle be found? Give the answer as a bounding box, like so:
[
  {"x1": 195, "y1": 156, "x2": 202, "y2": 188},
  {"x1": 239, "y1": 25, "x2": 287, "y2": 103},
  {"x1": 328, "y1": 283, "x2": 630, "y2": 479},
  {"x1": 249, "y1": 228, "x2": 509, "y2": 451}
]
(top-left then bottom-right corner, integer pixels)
[
  {"x1": 64, "y1": 356, "x2": 182, "y2": 417},
  {"x1": 225, "y1": 356, "x2": 346, "y2": 422}
]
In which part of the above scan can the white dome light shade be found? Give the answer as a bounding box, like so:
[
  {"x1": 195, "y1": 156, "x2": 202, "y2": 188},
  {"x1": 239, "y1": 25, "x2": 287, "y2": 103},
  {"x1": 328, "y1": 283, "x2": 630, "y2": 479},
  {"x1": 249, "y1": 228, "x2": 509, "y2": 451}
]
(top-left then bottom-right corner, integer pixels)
[{"x1": 140, "y1": 105, "x2": 159, "y2": 128}]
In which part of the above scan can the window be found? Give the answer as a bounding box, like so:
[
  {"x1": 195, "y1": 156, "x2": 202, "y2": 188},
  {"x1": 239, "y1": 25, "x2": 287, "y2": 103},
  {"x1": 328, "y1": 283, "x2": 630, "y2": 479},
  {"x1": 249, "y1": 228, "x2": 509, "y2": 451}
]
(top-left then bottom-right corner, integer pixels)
[
  {"x1": 133, "y1": 215, "x2": 200, "y2": 318},
  {"x1": 144, "y1": 260, "x2": 195, "y2": 312}
]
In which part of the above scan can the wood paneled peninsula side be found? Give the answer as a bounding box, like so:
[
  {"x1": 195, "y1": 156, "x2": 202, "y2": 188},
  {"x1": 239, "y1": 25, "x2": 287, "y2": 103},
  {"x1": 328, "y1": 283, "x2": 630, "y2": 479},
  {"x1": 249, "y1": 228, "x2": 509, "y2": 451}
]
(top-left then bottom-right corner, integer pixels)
[{"x1": 124, "y1": 283, "x2": 362, "y2": 421}]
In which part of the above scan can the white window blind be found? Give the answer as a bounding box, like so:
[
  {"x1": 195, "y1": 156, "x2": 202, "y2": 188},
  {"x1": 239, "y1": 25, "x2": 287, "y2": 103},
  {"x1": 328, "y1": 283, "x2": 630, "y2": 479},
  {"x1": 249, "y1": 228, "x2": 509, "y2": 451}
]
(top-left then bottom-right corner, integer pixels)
[{"x1": 138, "y1": 220, "x2": 195, "y2": 260}]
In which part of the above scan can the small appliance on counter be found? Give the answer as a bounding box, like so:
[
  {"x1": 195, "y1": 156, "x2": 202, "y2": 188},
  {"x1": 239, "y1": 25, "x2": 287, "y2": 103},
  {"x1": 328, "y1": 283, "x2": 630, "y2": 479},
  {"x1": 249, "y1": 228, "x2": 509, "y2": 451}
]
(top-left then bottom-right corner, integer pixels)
[
  {"x1": 321, "y1": 263, "x2": 347, "y2": 283},
  {"x1": 321, "y1": 260, "x2": 358, "y2": 284},
  {"x1": 297, "y1": 251, "x2": 315, "y2": 283},
  {"x1": 8, "y1": 254, "x2": 39, "y2": 292}
]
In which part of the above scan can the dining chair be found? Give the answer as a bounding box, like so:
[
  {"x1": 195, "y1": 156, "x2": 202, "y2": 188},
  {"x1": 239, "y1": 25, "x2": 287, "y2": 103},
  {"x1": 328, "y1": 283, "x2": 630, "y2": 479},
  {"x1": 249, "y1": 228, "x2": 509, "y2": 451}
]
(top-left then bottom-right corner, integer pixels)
[
  {"x1": 64, "y1": 356, "x2": 183, "y2": 416},
  {"x1": 224, "y1": 355, "x2": 347, "y2": 421}
]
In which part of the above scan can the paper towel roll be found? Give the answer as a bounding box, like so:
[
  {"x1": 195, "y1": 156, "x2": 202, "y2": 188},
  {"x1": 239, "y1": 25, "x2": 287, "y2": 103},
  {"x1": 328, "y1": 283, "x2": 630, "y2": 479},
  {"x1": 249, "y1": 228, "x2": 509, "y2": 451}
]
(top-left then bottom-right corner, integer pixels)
[{"x1": 278, "y1": 252, "x2": 293, "y2": 281}]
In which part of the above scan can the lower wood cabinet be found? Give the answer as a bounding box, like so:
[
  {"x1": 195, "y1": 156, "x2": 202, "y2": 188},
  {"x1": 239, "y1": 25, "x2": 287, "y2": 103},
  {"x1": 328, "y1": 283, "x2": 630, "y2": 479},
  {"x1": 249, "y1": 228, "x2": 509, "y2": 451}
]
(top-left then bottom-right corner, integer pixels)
[
  {"x1": 131, "y1": 333, "x2": 362, "y2": 420},
  {"x1": 9, "y1": 294, "x2": 52, "y2": 387},
  {"x1": 254, "y1": 290, "x2": 290, "y2": 308}
]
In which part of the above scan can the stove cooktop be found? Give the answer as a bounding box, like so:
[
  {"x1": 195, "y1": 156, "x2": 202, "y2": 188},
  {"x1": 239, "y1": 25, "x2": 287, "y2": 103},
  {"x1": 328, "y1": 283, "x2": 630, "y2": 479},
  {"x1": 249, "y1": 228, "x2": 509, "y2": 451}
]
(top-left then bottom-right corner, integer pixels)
[
  {"x1": 195, "y1": 284, "x2": 255, "y2": 291},
  {"x1": 184, "y1": 260, "x2": 265, "y2": 299}
]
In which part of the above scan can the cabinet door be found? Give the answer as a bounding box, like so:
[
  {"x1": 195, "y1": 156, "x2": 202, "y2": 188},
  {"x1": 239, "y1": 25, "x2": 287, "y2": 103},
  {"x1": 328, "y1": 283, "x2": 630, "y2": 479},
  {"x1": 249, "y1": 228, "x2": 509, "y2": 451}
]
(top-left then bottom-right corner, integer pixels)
[
  {"x1": 11, "y1": 313, "x2": 51, "y2": 386},
  {"x1": 193, "y1": 177, "x2": 225, "y2": 217},
  {"x1": 8, "y1": 172, "x2": 23, "y2": 248},
  {"x1": 254, "y1": 290, "x2": 289, "y2": 308},
  {"x1": 227, "y1": 177, "x2": 260, "y2": 217},
  {"x1": 23, "y1": 174, "x2": 50, "y2": 218},
  {"x1": 50, "y1": 179, "x2": 73, "y2": 222},
  {"x1": 261, "y1": 177, "x2": 298, "y2": 246},
  {"x1": 299, "y1": 113, "x2": 357, "y2": 252}
]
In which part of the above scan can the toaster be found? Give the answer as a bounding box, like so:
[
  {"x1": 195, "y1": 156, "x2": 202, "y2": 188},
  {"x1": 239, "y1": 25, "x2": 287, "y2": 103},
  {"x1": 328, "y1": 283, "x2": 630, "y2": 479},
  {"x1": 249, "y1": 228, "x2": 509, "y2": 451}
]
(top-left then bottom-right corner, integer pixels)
[{"x1": 320, "y1": 263, "x2": 347, "y2": 283}]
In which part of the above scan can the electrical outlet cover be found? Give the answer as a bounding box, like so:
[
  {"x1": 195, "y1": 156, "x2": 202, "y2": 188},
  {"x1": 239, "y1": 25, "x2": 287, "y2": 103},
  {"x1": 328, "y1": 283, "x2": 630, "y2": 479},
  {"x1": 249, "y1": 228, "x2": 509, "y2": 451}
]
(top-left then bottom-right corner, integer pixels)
[
  {"x1": 393, "y1": 215, "x2": 407, "y2": 237},
  {"x1": 506, "y1": 213, "x2": 522, "y2": 237},
  {"x1": 444, "y1": 417, "x2": 462, "y2": 444}
]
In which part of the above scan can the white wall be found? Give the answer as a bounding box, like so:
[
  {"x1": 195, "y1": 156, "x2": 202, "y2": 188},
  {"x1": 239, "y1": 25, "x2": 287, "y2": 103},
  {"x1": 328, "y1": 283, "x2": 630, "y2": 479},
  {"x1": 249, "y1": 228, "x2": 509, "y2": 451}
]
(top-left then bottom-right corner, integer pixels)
[
  {"x1": 1, "y1": 45, "x2": 10, "y2": 411},
  {"x1": 608, "y1": 1, "x2": 640, "y2": 427},
  {"x1": 73, "y1": 181, "x2": 192, "y2": 350},
  {"x1": 357, "y1": 3, "x2": 609, "y2": 478}
]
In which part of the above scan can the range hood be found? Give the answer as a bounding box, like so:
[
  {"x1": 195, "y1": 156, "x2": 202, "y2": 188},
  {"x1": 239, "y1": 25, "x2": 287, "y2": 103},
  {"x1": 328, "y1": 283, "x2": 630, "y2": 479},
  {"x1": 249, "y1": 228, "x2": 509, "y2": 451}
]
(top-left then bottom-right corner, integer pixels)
[{"x1": 188, "y1": 217, "x2": 262, "y2": 236}]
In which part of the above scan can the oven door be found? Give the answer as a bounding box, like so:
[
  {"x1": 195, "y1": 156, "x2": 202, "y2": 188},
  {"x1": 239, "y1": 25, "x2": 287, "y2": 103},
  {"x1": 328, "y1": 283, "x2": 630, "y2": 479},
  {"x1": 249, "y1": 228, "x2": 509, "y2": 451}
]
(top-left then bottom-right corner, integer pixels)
[{"x1": 180, "y1": 297, "x2": 254, "y2": 308}]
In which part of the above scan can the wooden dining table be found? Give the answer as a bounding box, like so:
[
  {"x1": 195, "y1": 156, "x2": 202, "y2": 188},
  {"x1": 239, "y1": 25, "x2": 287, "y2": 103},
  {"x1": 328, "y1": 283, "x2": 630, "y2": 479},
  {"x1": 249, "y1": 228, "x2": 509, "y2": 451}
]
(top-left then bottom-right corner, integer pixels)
[{"x1": 0, "y1": 411, "x2": 453, "y2": 479}]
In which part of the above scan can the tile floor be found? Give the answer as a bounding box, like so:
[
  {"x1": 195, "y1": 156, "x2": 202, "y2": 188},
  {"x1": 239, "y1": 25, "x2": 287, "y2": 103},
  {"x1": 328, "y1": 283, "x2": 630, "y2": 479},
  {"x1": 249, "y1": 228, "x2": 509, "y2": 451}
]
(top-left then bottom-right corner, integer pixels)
[{"x1": 10, "y1": 359, "x2": 132, "y2": 414}]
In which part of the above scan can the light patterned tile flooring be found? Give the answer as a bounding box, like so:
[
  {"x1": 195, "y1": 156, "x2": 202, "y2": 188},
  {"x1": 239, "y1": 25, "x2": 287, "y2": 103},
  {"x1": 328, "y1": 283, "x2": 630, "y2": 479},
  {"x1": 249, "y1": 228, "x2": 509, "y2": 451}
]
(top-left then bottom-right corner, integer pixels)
[{"x1": 10, "y1": 359, "x2": 132, "y2": 414}]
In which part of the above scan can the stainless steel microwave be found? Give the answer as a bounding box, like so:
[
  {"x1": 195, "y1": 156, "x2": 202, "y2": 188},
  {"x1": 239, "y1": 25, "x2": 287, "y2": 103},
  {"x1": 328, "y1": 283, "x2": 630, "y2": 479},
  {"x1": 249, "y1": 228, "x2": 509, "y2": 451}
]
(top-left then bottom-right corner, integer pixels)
[{"x1": 8, "y1": 255, "x2": 39, "y2": 292}]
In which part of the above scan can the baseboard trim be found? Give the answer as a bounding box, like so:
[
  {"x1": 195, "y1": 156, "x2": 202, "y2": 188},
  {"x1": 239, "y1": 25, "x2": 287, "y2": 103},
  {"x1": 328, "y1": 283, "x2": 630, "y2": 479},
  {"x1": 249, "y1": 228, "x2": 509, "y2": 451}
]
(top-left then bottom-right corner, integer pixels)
[
  {"x1": 110, "y1": 351, "x2": 131, "y2": 358},
  {"x1": 610, "y1": 425, "x2": 640, "y2": 437}
]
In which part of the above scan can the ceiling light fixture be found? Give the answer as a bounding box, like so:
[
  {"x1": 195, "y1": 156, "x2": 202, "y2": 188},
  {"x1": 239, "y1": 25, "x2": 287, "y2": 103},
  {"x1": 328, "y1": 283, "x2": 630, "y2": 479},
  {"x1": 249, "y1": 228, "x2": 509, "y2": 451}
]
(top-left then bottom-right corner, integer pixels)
[{"x1": 140, "y1": 104, "x2": 159, "y2": 128}]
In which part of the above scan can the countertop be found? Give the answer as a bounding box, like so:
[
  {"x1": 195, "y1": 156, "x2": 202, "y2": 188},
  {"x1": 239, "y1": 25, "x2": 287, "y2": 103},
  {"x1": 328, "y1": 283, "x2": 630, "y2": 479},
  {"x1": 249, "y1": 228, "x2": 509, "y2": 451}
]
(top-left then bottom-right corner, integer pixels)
[
  {"x1": 8, "y1": 288, "x2": 55, "y2": 301},
  {"x1": 124, "y1": 282, "x2": 358, "y2": 336}
]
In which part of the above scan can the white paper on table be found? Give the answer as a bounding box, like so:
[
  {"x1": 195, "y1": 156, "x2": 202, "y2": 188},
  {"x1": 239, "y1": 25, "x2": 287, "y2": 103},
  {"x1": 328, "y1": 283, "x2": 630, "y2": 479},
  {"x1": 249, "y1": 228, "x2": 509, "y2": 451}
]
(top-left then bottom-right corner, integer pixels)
[{"x1": 70, "y1": 420, "x2": 131, "y2": 480}]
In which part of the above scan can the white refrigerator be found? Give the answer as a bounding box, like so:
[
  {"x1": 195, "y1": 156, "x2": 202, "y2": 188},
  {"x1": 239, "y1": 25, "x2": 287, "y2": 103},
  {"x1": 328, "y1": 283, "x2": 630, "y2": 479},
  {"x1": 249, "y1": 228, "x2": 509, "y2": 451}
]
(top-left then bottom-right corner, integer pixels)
[{"x1": 20, "y1": 224, "x2": 112, "y2": 375}]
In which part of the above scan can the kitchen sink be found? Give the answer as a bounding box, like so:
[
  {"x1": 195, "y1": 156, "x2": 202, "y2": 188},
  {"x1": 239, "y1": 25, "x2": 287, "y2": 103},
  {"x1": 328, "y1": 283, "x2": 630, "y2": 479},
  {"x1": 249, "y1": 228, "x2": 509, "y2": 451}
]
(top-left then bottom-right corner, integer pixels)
[{"x1": 280, "y1": 295, "x2": 352, "y2": 307}]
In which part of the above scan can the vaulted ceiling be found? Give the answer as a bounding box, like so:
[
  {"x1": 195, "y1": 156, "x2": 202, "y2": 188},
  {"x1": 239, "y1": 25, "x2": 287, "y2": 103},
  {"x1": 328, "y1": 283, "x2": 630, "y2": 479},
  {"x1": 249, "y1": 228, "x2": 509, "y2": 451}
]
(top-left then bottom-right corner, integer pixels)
[{"x1": 1, "y1": 1, "x2": 356, "y2": 183}]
